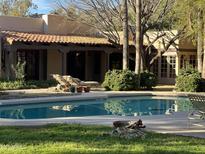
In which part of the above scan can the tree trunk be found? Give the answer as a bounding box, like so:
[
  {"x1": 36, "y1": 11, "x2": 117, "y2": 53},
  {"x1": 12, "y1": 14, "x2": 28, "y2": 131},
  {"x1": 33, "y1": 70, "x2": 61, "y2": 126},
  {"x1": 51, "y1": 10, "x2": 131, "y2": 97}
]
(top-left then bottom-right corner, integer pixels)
[
  {"x1": 135, "y1": 0, "x2": 142, "y2": 75},
  {"x1": 197, "y1": 10, "x2": 203, "y2": 74},
  {"x1": 122, "y1": 0, "x2": 129, "y2": 70},
  {"x1": 202, "y1": 52, "x2": 205, "y2": 79}
]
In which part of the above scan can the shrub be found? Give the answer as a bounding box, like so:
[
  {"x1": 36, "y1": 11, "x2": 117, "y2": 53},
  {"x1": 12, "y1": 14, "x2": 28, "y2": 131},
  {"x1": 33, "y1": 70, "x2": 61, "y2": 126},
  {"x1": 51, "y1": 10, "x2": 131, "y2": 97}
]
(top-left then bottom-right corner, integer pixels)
[
  {"x1": 25, "y1": 80, "x2": 57, "y2": 89},
  {"x1": 102, "y1": 69, "x2": 139, "y2": 91},
  {"x1": 0, "y1": 80, "x2": 57, "y2": 90},
  {"x1": 140, "y1": 71, "x2": 157, "y2": 89},
  {"x1": 176, "y1": 66, "x2": 201, "y2": 92},
  {"x1": 11, "y1": 60, "x2": 26, "y2": 81},
  {"x1": 0, "y1": 80, "x2": 24, "y2": 90}
]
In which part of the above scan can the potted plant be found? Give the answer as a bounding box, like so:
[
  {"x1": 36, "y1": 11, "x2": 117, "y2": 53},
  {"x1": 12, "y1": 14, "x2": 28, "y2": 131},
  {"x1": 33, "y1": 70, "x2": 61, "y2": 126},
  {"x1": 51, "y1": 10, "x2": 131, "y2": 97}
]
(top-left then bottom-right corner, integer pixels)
[
  {"x1": 84, "y1": 86, "x2": 90, "y2": 93},
  {"x1": 69, "y1": 86, "x2": 76, "y2": 93},
  {"x1": 76, "y1": 86, "x2": 83, "y2": 93}
]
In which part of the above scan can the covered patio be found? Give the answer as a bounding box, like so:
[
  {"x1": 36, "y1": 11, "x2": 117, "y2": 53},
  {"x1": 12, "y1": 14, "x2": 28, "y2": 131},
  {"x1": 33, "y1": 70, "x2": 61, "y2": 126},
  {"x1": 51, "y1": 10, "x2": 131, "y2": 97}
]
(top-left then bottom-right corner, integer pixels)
[{"x1": 1, "y1": 31, "x2": 125, "y2": 82}]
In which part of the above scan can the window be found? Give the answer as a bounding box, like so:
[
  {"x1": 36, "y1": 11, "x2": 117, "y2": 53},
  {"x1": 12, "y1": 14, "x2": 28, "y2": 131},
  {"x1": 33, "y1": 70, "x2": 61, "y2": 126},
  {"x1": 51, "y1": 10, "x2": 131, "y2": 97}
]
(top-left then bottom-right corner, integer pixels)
[
  {"x1": 180, "y1": 55, "x2": 196, "y2": 69},
  {"x1": 161, "y1": 56, "x2": 176, "y2": 78},
  {"x1": 180, "y1": 55, "x2": 185, "y2": 69},
  {"x1": 169, "y1": 56, "x2": 176, "y2": 78},
  {"x1": 189, "y1": 55, "x2": 196, "y2": 68}
]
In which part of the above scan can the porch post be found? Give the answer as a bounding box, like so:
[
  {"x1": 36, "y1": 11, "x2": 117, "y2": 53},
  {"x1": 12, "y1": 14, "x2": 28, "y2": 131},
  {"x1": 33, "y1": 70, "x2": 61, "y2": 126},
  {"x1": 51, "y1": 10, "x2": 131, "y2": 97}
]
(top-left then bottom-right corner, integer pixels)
[
  {"x1": 6, "y1": 47, "x2": 17, "y2": 80},
  {"x1": 85, "y1": 51, "x2": 89, "y2": 80},
  {"x1": 59, "y1": 49, "x2": 67, "y2": 76},
  {"x1": 101, "y1": 51, "x2": 107, "y2": 81},
  {"x1": 158, "y1": 52, "x2": 162, "y2": 81},
  {"x1": 105, "y1": 51, "x2": 112, "y2": 71},
  {"x1": 176, "y1": 54, "x2": 180, "y2": 76},
  {"x1": 167, "y1": 56, "x2": 170, "y2": 78},
  {"x1": 63, "y1": 52, "x2": 67, "y2": 75}
]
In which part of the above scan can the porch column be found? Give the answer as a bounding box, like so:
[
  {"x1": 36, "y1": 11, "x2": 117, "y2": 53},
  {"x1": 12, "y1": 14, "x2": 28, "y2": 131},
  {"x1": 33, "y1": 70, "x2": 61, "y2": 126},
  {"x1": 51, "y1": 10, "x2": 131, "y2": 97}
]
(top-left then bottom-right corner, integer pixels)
[
  {"x1": 158, "y1": 52, "x2": 162, "y2": 80},
  {"x1": 167, "y1": 56, "x2": 170, "y2": 78},
  {"x1": 59, "y1": 49, "x2": 67, "y2": 75},
  {"x1": 85, "y1": 51, "x2": 89, "y2": 81},
  {"x1": 176, "y1": 54, "x2": 180, "y2": 76},
  {"x1": 105, "y1": 51, "x2": 112, "y2": 71},
  {"x1": 63, "y1": 52, "x2": 67, "y2": 75},
  {"x1": 101, "y1": 51, "x2": 107, "y2": 81},
  {"x1": 6, "y1": 48, "x2": 17, "y2": 80}
]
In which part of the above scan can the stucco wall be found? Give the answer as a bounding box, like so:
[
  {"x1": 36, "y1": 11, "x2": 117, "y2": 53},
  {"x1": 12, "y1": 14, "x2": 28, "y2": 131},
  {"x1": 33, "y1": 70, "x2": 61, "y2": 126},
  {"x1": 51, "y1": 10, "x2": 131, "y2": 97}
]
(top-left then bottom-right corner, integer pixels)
[
  {"x1": 0, "y1": 16, "x2": 44, "y2": 33},
  {"x1": 0, "y1": 15, "x2": 97, "y2": 36},
  {"x1": 179, "y1": 38, "x2": 196, "y2": 50},
  {"x1": 47, "y1": 50, "x2": 62, "y2": 79},
  {"x1": 42, "y1": 14, "x2": 97, "y2": 35}
]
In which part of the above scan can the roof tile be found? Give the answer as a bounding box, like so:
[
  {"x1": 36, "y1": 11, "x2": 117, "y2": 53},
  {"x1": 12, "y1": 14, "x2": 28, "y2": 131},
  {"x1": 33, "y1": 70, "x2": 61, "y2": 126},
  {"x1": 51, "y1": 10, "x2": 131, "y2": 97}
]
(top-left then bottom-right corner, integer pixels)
[{"x1": 1, "y1": 31, "x2": 112, "y2": 45}]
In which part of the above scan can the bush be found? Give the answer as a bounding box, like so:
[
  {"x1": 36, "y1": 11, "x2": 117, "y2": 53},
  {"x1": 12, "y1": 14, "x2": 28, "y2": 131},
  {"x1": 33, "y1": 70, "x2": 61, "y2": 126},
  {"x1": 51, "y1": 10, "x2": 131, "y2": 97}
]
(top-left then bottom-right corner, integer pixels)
[
  {"x1": 25, "y1": 80, "x2": 57, "y2": 89},
  {"x1": 176, "y1": 66, "x2": 201, "y2": 92},
  {"x1": 140, "y1": 71, "x2": 157, "y2": 89},
  {"x1": 0, "y1": 80, "x2": 24, "y2": 90},
  {"x1": 102, "y1": 69, "x2": 139, "y2": 91},
  {"x1": 11, "y1": 60, "x2": 26, "y2": 81},
  {"x1": 0, "y1": 80, "x2": 57, "y2": 90}
]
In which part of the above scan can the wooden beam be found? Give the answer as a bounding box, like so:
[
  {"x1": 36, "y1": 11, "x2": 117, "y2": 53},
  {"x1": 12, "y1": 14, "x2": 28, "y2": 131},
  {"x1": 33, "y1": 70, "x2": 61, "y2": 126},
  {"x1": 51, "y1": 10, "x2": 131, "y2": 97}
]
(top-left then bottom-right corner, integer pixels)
[{"x1": 5, "y1": 42, "x2": 122, "y2": 53}]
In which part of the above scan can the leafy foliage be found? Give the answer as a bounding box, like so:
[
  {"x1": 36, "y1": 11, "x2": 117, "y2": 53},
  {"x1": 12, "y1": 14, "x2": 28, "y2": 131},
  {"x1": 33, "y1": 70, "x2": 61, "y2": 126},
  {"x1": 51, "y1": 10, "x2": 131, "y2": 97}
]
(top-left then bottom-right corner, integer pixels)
[
  {"x1": 140, "y1": 71, "x2": 157, "y2": 89},
  {"x1": 12, "y1": 60, "x2": 26, "y2": 81},
  {"x1": 102, "y1": 70, "x2": 139, "y2": 91},
  {"x1": 176, "y1": 66, "x2": 201, "y2": 92},
  {"x1": 0, "y1": 80, "x2": 57, "y2": 90},
  {"x1": 0, "y1": 0, "x2": 37, "y2": 16}
]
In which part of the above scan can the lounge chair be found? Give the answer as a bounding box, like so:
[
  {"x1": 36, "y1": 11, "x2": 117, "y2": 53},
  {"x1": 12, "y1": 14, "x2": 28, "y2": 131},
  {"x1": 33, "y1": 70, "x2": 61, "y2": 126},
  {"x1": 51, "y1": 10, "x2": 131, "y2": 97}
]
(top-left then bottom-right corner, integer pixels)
[
  {"x1": 63, "y1": 76, "x2": 99, "y2": 87},
  {"x1": 187, "y1": 94, "x2": 205, "y2": 127},
  {"x1": 52, "y1": 74, "x2": 100, "y2": 92}
]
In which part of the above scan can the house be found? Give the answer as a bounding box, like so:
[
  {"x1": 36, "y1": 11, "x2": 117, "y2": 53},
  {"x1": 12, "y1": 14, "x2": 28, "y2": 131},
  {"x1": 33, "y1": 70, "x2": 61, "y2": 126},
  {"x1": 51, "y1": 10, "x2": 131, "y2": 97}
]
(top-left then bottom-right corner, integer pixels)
[{"x1": 0, "y1": 14, "x2": 197, "y2": 84}]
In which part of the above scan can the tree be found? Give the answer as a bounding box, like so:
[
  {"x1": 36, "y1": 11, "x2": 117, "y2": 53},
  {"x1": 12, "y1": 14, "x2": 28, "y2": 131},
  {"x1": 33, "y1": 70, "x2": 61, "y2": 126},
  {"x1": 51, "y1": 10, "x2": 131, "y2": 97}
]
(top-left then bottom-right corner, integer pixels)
[
  {"x1": 122, "y1": 0, "x2": 129, "y2": 70},
  {"x1": 0, "y1": 0, "x2": 37, "y2": 17},
  {"x1": 174, "y1": 0, "x2": 205, "y2": 78},
  {"x1": 55, "y1": 0, "x2": 183, "y2": 71},
  {"x1": 135, "y1": 0, "x2": 142, "y2": 74}
]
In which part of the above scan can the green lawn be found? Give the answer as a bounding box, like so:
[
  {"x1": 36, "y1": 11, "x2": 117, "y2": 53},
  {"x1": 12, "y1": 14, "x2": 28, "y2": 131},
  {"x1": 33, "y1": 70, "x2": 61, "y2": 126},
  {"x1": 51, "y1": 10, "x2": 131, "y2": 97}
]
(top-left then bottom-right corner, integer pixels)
[{"x1": 0, "y1": 124, "x2": 204, "y2": 154}]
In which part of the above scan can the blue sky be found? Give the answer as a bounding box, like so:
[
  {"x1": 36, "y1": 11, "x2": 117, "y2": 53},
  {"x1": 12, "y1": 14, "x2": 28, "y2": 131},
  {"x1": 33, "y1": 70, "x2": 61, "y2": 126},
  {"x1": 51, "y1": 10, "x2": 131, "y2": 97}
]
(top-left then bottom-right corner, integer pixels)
[{"x1": 31, "y1": 0, "x2": 57, "y2": 14}]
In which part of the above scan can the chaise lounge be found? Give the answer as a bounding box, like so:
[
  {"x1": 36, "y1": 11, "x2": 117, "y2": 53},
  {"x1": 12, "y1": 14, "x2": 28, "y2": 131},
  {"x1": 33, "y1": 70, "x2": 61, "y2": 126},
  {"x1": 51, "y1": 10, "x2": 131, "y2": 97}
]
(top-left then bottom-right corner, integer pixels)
[
  {"x1": 51, "y1": 74, "x2": 100, "y2": 92},
  {"x1": 187, "y1": 94, "x2": 205, "y2": 127}
]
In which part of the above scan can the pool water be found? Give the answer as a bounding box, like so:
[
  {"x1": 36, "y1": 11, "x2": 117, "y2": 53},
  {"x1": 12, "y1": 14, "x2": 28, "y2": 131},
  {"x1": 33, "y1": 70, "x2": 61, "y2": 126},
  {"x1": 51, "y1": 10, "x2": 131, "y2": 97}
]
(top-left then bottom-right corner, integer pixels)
[{"x1": 0, "y1": 97, "x2": 192, "y2": 119}]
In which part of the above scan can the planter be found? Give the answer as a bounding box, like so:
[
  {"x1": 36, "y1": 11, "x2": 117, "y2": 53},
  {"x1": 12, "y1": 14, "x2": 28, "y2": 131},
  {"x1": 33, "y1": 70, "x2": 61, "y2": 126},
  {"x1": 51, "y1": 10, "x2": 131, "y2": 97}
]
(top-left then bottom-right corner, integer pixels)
[
  {"x1": 84, "y1": 86, "x2": 90, "y2": 93},
  {"x1": 76, "y1": 86, "x2": 83, "y2": 93}
]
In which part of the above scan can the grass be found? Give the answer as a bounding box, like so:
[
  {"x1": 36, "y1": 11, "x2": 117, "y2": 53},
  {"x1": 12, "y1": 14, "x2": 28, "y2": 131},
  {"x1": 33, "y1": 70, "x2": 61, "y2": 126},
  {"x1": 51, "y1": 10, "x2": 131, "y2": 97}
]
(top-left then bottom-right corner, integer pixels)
[{"x1": 0, "y1": 124, "x2": 204, "y2": 154}]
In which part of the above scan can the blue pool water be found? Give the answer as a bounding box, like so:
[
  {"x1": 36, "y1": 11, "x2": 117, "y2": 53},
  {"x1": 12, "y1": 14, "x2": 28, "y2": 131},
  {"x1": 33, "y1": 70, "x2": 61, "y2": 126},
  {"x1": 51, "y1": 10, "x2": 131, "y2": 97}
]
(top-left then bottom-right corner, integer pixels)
[{"x1": 0, "y1": 96, "x2": 192, "y2": 119}]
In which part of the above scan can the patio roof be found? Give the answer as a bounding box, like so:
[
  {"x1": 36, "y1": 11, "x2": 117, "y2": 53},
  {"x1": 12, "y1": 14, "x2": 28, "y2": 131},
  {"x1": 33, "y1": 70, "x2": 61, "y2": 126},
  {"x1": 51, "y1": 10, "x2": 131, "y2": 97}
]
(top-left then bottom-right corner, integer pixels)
[{"x1": 1, "y1": 31, "x2": 113, "y2": 46}]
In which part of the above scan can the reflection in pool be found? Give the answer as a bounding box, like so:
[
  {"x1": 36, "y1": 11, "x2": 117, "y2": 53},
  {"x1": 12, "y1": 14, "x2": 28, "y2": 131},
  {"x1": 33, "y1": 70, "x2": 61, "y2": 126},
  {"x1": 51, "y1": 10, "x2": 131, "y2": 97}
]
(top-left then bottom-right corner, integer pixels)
[{"x1": 0, "y1": 97, "x2": 193, "y2": 119}]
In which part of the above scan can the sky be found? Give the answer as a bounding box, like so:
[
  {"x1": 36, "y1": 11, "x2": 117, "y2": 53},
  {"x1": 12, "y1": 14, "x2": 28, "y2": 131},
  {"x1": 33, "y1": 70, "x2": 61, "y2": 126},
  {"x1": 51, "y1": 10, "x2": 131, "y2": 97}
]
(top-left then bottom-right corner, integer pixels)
[{"x1": 31, "y1": 0, "x2": 57, "y2": 14}]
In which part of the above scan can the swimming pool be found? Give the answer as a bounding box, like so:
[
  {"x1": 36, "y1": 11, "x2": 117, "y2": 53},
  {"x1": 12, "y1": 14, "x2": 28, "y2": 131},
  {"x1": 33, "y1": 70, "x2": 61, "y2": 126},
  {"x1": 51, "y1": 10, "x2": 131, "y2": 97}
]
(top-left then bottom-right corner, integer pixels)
[{"x1": 0, "y1": 96, "x2": 192, "y2": 119}]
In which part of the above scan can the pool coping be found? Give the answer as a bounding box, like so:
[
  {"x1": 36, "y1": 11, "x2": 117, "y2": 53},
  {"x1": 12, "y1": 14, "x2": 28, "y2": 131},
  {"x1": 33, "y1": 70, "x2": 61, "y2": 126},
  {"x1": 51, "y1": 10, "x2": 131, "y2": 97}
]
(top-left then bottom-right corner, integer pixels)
[{"x1": 0, "y1": 91, "x2": 192, "y2": 106}]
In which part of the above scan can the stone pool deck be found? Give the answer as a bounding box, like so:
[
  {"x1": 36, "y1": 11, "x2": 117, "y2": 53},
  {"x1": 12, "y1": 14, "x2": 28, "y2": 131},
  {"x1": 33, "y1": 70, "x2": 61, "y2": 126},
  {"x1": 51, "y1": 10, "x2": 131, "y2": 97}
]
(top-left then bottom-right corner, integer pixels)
[{"x1": 0, "y1": 91, "x2": 205, "y2": 138}]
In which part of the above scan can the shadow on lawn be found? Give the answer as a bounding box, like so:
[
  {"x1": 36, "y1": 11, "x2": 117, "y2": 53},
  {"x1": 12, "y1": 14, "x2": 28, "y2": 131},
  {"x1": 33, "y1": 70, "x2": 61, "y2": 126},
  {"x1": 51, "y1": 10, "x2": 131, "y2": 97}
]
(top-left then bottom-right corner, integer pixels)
[{"x1": 0, "y1": 124, "x2": 204, "y2": 154}]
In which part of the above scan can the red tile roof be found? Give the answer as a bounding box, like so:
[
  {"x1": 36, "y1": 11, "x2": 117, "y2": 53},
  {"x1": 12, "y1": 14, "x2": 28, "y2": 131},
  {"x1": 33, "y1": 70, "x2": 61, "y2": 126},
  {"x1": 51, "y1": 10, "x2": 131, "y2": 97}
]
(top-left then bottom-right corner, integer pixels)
[{"x1": 1, "y1": 31, "x2": 112, "y2": 45}]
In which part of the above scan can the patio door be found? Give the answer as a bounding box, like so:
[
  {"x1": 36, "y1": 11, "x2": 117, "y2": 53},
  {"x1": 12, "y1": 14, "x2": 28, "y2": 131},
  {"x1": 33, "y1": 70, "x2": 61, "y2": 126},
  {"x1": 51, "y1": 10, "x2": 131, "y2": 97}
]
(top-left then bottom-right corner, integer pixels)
[
  {"x1": 160, "y1": 56, "x2": 176, "y2": 84},
  {"x1": 17, "y1": 50, "x2": 40, "y2": 80},
  {"x1": 67, "y1": 51, "x2": 85, "y2": 80}
]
